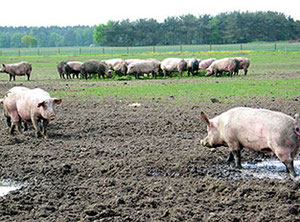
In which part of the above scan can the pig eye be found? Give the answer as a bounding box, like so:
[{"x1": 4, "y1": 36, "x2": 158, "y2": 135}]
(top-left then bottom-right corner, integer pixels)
[{"x1": 296, "y1": 127, "x2": 300, "y2": 132}]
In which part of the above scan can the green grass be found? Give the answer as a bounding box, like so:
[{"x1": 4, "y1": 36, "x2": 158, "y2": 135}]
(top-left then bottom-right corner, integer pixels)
[
  {"x1": 51, "y1": 78, "x2": 300, "y2": 103},
  {"x1": 1, "y1": 50, "x2": 300, "y2": 104}
]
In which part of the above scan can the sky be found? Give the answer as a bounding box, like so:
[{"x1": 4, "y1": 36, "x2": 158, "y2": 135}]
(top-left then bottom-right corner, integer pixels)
[{"x1": 1, "y1": 0, "x2": 299, "y2": 27}]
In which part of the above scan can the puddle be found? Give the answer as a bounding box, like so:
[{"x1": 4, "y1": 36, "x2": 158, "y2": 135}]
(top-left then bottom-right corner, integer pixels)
[
  {"x1": 242, "y1": 159, "x2": 300, "y2": 180},
  {"x1": 0, "y1": 180, "x2": 22, "y2": 197}
]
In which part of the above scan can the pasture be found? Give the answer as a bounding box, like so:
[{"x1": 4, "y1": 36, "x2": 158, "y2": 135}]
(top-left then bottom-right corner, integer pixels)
[{"x1": 0, "y1": 51, "x2": 299, "y2": 221}]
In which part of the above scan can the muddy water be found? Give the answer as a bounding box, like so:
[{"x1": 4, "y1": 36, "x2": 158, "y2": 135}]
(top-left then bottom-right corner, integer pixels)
[
  {"x1": 242, "y1": 159, "x2": 300, "y2": 180},
  {"x1": 0, "y1": 181, "x2": 21, "y2": 197}
]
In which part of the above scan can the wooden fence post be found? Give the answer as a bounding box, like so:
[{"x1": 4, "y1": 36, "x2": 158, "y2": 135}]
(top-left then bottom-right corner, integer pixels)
[
  {"x1": 102, "y1": 48, "x2": 105, "y2": 54},
  {"x1": 240, "y1": 44, "x2": 243, "y2": 51},
  {"x1": 180, "y1": 45, "x2": 182, "y2": 53},
  {"x1": 274, "y1": 43, "x2": 277, "y2": 51},
  {"x1": 153, "y1": 46, "x2": 155, "y2": 53},
  {"x1": 79, "y1": 48, "x2": 82, "y2": 54},
  {"x1": 18, "y1": 50, "x2": 21, "y2": 56},
  {"x1": 210, "y1": 44, "x2": 212, "y2": 51},
  {"x1": 127, "y1": 47, "x2": 129, "y2": 54}
]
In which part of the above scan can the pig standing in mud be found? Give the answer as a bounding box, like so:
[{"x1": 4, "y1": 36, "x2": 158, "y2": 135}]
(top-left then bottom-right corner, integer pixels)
[
  {"x1": 201, "y1": 107, "x2": 300, "y2": 177},
  {"x1": 1, "y1": 61, "x2": 32, "y2": 81},
  {"x1": 2, "y1": 86, "x2": 62, "y2": 138}
]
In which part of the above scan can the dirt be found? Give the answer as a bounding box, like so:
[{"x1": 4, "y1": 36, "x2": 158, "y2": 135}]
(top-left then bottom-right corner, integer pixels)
[{"x1": 0, "y1": 80, "x2": 299, "y2": 222}]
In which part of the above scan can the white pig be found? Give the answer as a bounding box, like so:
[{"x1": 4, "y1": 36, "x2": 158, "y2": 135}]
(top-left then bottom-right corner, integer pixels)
[
  {"x1": 201, "y1": 107, "x2": 300, "y2": 177},
  {"x1": 2, "y1": 86, "x2": 62, "y2": 138}
]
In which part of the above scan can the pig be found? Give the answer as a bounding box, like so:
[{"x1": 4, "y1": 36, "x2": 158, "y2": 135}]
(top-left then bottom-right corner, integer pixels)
[
  {"x1": 201, "y1": 107, "x2": 300, "y2": 177},
  {"x1": 127, "y1": 60, "x2": 160, "y2": 79},
  {"x1": 105, "y1": 59, "x2": 127, "y2": 75},
  {"x1": 184, "y1": 58, "x2": 199, "y2": 76},
  {"x1": 161, "y1": 58, "x2": 187, "y2": 78},
  {"x1": 57, "y1": 61, "x2": 68, "y2": 79},
  {"x1": 1, "y1": 86, "x2": 30, "y2": 129},
  {"x1": 80, "y1": 60, "x2": 113, "y2": 80},
  {"x1": 2, "y1": 86, "x2": 62, "y2": 138},
  {"x1": 234, "y1": 57, "x2": 250, "y2": 75},
  {"x1": 199, "y1": 58, "x2": 216, "y2": 70},
  {"x1": 64, "y1": 61, "x2": 83, "y2": 79},
  {"x1": 205, "y1": 58, "x2": 238, "y2": 77},
  {"x1": 0, "y1": 61, "x2": 32, "y2": 81}
]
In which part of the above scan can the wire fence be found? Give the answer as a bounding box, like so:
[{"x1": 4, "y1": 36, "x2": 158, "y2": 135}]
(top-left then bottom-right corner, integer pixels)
[{"x1": 1, "y1": 42, "x2": 300, "y2": 56}]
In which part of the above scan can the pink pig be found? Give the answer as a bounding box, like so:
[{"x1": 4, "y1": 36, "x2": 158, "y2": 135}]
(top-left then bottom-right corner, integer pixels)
[
  {"x1": 2, "y1": 86, "x2": 62, "y2": 138},
  {"x1": 201, "y1": 107, "x2": 300, "y2": 177}
]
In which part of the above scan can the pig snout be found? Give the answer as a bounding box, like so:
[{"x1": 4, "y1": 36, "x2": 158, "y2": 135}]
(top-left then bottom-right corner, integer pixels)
[
  {"x1": 49, "y1": 115, "x2": 56, "y2": 120},
  {"x1": 201, "y1": 137, "x2": 211, "y2": 147}
]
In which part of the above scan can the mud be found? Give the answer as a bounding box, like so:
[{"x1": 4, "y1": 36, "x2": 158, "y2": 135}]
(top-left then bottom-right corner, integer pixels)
[{"x1": 0, "y1": 80, "x2": 299, "y2": 221}]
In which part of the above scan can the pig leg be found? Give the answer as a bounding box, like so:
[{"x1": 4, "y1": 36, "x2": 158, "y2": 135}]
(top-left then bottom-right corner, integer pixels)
[
  {"x1": 32, "y1": 118, "x2": 42, "y2": 138},
  {"x1": 226, "y1": 152, "x2": 234, "y2": 163},
  {"x1": 228, "y1": 142, "x2": 242, "y2": 168},
  {"x1": 41, "y1": 119, "x2": 49, "y2": 138},
  {"x1": 9, "y1": 112, "x2": 22, "y2": 134},
  {"x1": 26, "y1": 74, "x2": 30, "y2": 81},
  {"x1": 283, "y1": 161, "x2": 296, "y2": 177}
]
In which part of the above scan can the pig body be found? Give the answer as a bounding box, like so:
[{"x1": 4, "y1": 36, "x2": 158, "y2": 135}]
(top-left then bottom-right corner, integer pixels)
[
  {"x1": 80, "y1": 60, "x2": 113, "y2": 80},
  {"x1": 57, "y1": 61, "x2": 68, "y2": 79},
  {"x1": 205, "y1": 58, "x2": 238, "y2": 77},
  {"x1": 2, "y1": 86, "x2": 62, "y2": 138},
  {"x1": 161, "y1": 58, "x2": 187, "y2": 78},
  {"x1": 64, "y1": 61, "x2": 83, "y2": 79},
  {"x1": 201, "y1": 107, "x2": 300, "y2": 177},
  {"x1": 199, "y1": 58, "x2": 216, "y2": 70},
  {"x1": 234, "y1": 57, "x2": 250, "y2": 75},
  {"x1": 105, "y1": 59, "x2": 127, "y2": 75},
  {"x1": 127, "y1": 60, "x2": 160, "y2": 79},
  {"x1": 1, "y1": 61, "x2": 32, "y2": 81},
  {"x1": 184, "y1": 58, "x2": 199, "y2": 76}
]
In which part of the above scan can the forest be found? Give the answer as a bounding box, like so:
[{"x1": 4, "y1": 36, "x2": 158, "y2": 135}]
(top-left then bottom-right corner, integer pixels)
[{"x1": 1, "y1": 11, "x2": 300, "y2": 48}]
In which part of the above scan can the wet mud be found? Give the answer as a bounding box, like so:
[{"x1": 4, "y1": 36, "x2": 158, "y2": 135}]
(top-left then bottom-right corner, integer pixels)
[{"x1": 0, "y1": 80, "x2": 299, "y2": 221}]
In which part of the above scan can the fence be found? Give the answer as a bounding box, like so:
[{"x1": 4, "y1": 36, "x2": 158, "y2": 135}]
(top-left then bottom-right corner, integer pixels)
[{"x1": 0, "y1": 42, "x2": 300, "y2": 56}]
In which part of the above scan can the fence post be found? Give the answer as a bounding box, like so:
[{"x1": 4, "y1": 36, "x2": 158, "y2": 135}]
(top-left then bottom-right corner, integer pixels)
[
  {"x1": 37, "y1": 49, "x2": 40, "y2": 55},
  {"x1": 58, "y1": 48, "x2": 60, "y2": 55},
  {"x1": 180, "y1": 45, "x2": 182, "y2": 53},
  {"x1": 240, "y1": 44, "x2": 243, "y2": 51},
  {"x1": 274, "y1": 43, "x2": 277, "y2": 51},
  {"x1": 127, "y1": 47, "x2": 129, "y2": 54},
  {"x1": 102, "y1": 48, "x2": 105, "y2": 54},
  {"x1": 79, "y1": 48, "x2": 82, "y2": 54},
  {"x1": 153, "y1": 46, "x2": 155, "y2": 53},
  {"x1": 18, "y1": 50, "x2": 21, "y2": 56},
  {"x1": 210, "y1": 44, "x2": 212, "y2": 51}
]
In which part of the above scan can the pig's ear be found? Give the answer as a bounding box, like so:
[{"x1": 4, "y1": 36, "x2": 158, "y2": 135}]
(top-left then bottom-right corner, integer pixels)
[
  {"x1": 37, "y1": 101, "x2": 45, "y2": 108},
  {"x1": 201, "y1": 111, "x2": 211, "y2": 126},
  {"x1": 54, "y1": 99, "x2": 62, "y2": 104},
  {"x1": 2, "y1": 64, "x2": 5, "y2": 67}
]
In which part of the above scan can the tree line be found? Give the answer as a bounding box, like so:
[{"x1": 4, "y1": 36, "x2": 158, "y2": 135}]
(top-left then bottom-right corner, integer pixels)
[{"x1": 1, "y1": 11, "x2": 300, "y2": 48}]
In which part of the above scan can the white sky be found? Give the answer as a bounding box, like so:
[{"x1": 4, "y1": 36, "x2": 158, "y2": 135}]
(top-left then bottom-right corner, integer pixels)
[{"x1": 1, "y1": 0, "x2": 299, "y2": 27}]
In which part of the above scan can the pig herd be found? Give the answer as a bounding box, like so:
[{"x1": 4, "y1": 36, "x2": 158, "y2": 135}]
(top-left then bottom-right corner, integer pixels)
[
  {"x1": 56, "y1": 57, "x2": 250, "y2": 80},
  {"x1": 1, "y1": 56, "x2": 300, "y2": 178},
  {"x1": 0, "y1": 57, "x2": 250, "y2": 81}
]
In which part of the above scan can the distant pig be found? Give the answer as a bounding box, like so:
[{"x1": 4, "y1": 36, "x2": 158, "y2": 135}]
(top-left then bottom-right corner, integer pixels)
[
  {"x1": 234, "y1": 57, "x2": 250, "y2": 75},
  {"x1": 199, "y1": 58, "x2": 216, "y2": 70},
  {"x1": 201, "y1": 107, "x2": 300, "y2": 177},
  {"x1": 205, "y1": 58, "x2": 238, "y2": 77},
  {"x1": 1, "y1": 61, "x2": 32, "y2": 81},
  {"x1": 2, "y1": 86, "x2": 62, "y2": 138}
]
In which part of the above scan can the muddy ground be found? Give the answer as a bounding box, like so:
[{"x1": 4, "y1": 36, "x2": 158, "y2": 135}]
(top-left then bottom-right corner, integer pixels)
[{"x1": 0, "y1": 79, "x2": 299, "y2": 222}]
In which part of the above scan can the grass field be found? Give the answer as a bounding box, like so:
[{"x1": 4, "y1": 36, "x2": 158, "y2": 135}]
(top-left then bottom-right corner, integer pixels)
[
  {"x1": 1, "y1": 42, "x2": 300, "y2": 56},
  {"x1": 1, "y1": 50, "x2": 300, "y2": 103}
]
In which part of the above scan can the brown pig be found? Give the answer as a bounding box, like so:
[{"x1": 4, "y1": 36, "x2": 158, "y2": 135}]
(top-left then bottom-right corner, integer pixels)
[
  {"x1": 201, "y1": 107, "x2": 300, "y2": 177},
  {"x1": 2, "y1": 86, "x2": 62, "y2": 138},
  {"x1": 1, "y1": 61, "x2": 32, "y2": 81}
]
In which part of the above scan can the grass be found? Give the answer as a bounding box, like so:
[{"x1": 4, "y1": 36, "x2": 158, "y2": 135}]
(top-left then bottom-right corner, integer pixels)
[
  {"x1": 50, "y1": 78, "x2": 300, "y2": 103},
  {"x1": 1, "y1": 50, "x2": 300, "y2": 104}
]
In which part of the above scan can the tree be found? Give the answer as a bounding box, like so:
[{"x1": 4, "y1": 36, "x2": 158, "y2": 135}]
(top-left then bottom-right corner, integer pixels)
[{"x1": 21, "y1": 35, "x2": 37, "y2": 48}]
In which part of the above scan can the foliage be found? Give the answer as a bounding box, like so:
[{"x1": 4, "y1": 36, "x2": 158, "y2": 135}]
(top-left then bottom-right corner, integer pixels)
[
  {"x1": 93, "y1": 11, "x2": 300, "y2": 46},
  {"x1": 21, "y1": 35, "x2": 37, "y2": 48}
]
